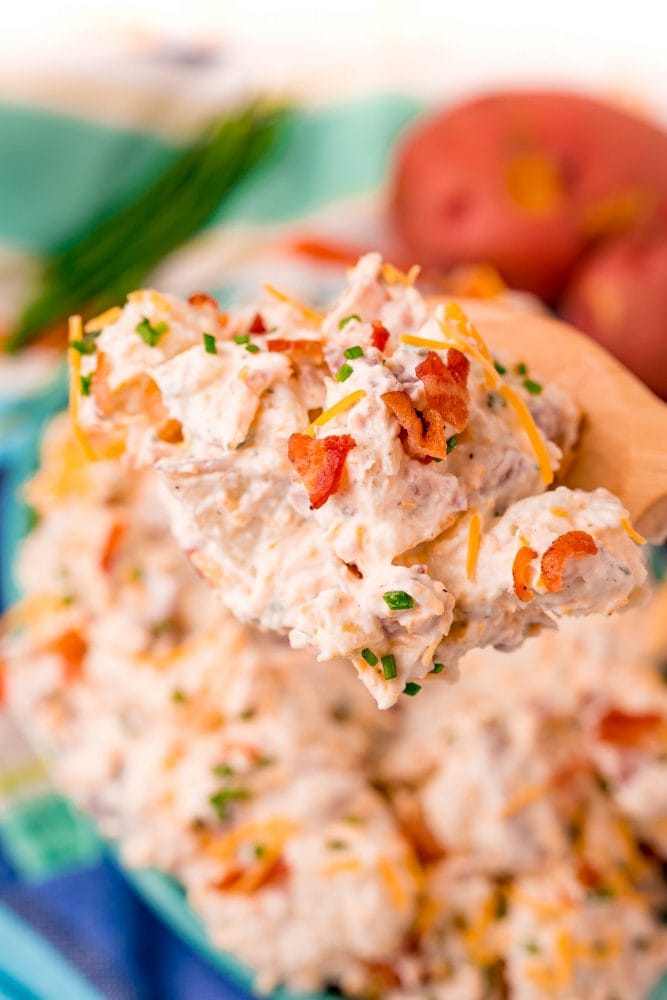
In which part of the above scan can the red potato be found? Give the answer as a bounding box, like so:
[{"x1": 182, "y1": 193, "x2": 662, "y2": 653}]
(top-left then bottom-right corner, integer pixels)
[
  {"x1": 561, "y1": 234, "x2": 667, "y2": 399},
  {"x1": 392, "y1": 91, "x2": 667, "y2": 301}
]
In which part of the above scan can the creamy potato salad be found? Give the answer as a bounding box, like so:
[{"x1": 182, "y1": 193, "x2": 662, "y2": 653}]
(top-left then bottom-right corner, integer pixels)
[
  {"x1": 2, "y1": 420, "x2": 666, "y2": 998},
  {"x1": 70, "y1": 255, "x2": 647, "y2": 707}
]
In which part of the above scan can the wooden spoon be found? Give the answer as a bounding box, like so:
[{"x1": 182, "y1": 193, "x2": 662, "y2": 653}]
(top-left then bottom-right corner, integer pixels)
[{"x1": 428, "y1": 296, "x2": 667, "y2": 543}]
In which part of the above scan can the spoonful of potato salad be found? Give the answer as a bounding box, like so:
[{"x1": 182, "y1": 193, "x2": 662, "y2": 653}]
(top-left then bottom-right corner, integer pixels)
[{"x1": 68, "y1": 254, "x2": 659, "y2": 707}]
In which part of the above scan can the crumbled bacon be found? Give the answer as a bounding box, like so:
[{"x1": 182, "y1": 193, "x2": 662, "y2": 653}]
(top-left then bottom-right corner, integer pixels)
[
  {"x1": 287, "y1": 433, "x2": 356, "y2": 509},
  {"x1": 248, "y1": 313, "x2": 267, "y2": 334},
  {"x1": 596, "y1": 708, "x2": 663, "y2": 747},
  {"x1": 46, "y1": 629, "x2": 87, "y2": 683},
  {"x1": 157, "y1": 418, "x2": 184, "y2": 444},
  {"x1": 541, "y1": 530, "x2": 598, "y2": 593},
  {"x1": 188, "y1": 292, "x2": 219, "y2": 310},
  {"x1": 267, "y1": 338, "x2": 324, "y2": 362},
  {"x1": 512, "y1": 545, "x2": 538, "y2": 602},
  {"x1": 188, "y1": 292, "x2": 228, "y2": 327},
  {"x1": 371, "y1": 321, "x2": 390, "y2": 352},
  {"x1": 415, "y1": 349, "x2": 470, "y2": 433},
  {"x1": 381, "y1": 390, "x2": 447, "y2": 463}
]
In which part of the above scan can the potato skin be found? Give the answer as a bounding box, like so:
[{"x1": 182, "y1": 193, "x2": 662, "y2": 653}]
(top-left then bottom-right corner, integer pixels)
[
  {"x1": 392, "y1": 91, "x2": 667, "y2": 301},
  {"x1": 561, "y1": 235, "x2": 667, "y2": 399}
]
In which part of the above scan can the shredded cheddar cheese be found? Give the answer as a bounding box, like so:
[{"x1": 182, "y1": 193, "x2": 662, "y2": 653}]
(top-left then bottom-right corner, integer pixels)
[
  {"x1": 466, "y1": 512, "x2": 482, "y2": 582},
  {"x1": 377, "y1": 857, "x2": 410, "y2": 910},
  {"x1": 444, "y1": 302, "x2": 495, "y2": 366},
  {"x1": 551, "y1": 506, "x2": 569, "y2": 518},
  {"x1": 305, "y1": 390, "x2": 366, "y2": 437},
  {"x1": 436, "y1": 323, "x2": 500, "y2": 389},
  {"x1": 263, "y1": 283, "x2": 323, "y2": 325},
  {"x1": 499, "y1": 385, "x2": 554, "y2": 485},
  {"x1": 84, "y1": 307, "x2": 122, "y2": 333},
  {"x1": 319, "y1": 857, "x2": 362, "y2": 877},
  {"x1": 501, "y1": 782, "x2": 549, "y2": 819},
  {"x1": 620, "y1": 516, "x2": 646, "y2": 545},
  {"x1": 381, "y1": 262, "x2": 421, "y2": 286}
]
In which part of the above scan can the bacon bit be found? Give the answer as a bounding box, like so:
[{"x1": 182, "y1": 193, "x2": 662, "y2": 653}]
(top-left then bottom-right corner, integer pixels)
[
  {"x1": 362, "y1": 962, "x2": 401, "y2": 992},
  {"x1": 392, "y1": 791, "x2": 444, "y2": 863},
  {"x1": 577, "y1": 860, "x2": 603, "y2": 890},
  {"x1": 267, "y1": 338, "x2": 324, "y2": 362},
  {"x1": 157, "y1": 418, "x2": 184, "y2": 444},
  {"x1": 541, "y1": 530, "x2": 598, "y2": 593},
  {"x1": 415, "y1": 349, "x2": 470, "y2": 433},
  {"x1": 596, "y1": 708, "x2": 663, "y2": 747},
  {"x1": 370, "y1": 321, "x2": 390, "y2": 352},
  {"x1": 381, "y1": 390, "x2": 447, "y2": 463},
  {"x1": 248, "y1": 313, "x2": 267, "y2": 334},
  {"x1": 100, "y1": 521, "x2": 125, "y2": 573},
  {"x1": 46, "y1": 630, "x2": 87, "y2": 683},
  {"x1": 288, "y1": 433, "x2": 356, "y2": 509},
  {"x1": 188, "y1": 292, "x2": 219, "y2": 310},
  {"x1": 513, "y1": 545, "x2": 538, "y2": 602}
]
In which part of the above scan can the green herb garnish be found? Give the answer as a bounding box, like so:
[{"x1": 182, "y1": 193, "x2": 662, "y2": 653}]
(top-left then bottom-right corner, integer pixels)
[
  {"x1": 70, "y1": 338, "x2": 96, "y2": 355},
  {"x1": 80, "y1": 374, "x2": 93, "y2": 396},
  {"x1": 446, "y1": 435, "x2": 458, "y2": 454},
  {"x1": 383, "y1": 590, "x2": 415, "y2": 611},
  {"x1": 8, "y1": 104, "x2": 287, "y2": 352},
  {"x1": 381, "y1": 654, "x2": 397, "y2": 680},
  {"x1": 136, "y1": 317, "x2": 168, "y2": 347},
  {"x1": 493, "y1": 359, "x2": 506, "y2": 375},
  {"x1": 523, "y1": 378, "x2": 542, "y2": 395},
  {"x1": 203, "y1": 333, "x2": 217, "y2": 354},
  {"x1": 515, "y1": 361, "x2": 528, "y2": 375},
  {"x1": 245, "y1": 343, "x2": 260, "y2": 354},
  {"x1": 361, "y1": 647, "x2": 378, "y2": 666},
  {"x1": 338, "y1": 314, "x2": 361, "y2": 330},
  {"x1": 343, "y1": 345, "x2": 364, "y2": 359},
  {"x1": 212, "y1": 763, "x2": 235, "y2": 777},
  {"x1": 171, "y1": 689, "x2": 187, "y2": 704},
  {"x1": 403, "y1": 682, "x2": 421, "y2": 696},
  {"x1": 234, "y1": 333, "x2": 250, "y2": 344},
  {"x1": 524, "y1": 941, "x2": 540, "y2": 954},
  {"x1": 253, "y1": 843, "x2": 267, "y2": 859},
  {"x1": 335, "y1": 363, "x2": 353, "y2": 382},
  {"x1": 209, "y1": 787, "x2": 250, "y2": 821},
  {"x1": 430, "y1": 662, "x2": 445, "y2": 674}
]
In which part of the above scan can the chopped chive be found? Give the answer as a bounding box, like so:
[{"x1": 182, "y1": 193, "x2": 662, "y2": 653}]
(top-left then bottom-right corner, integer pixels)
[
  {"x1": 493, "y1": 359, "x2": 506, "y2": 375},
  {"x1": 361, "y1": 647, "x2": 378, "y2": 666},
  {"x1": 403, "y1": 682, "x2": 422, "y2": 696},
  {"x1": 253, "y1": 843, "x2": 267, "y2": 859},
  {"x1": 515, "y1": 361, "x2": 528, "y2": 376},
  {"x1": 588, "y1": 883, "x2": 615, "y2": 900},
  {"x1": 523, "y1": 378, "x2": 542, "y2": 395},
  {"x1": 212, "y1": 763, "x2": 234, "y2": 777},
  {"x1": 79, "y1": 373, "x2": 93, "y2": 396},
  {"x1": 136, "y1": 317, "x2": 168, "y2": 347},
  {"x1": 344, "y1": 345, "x2": 364, "y2": 359},
  {"x1": 70, "y1": 338, "x2": 96, "y2": 355},
  {"x1": 209, "y1": 787, "x2": 250, "y2": 821},
  {"x1": 381, "y1": 654, "x2": 397, "y2": 680},
  {"x1": 430, "y1": 662, "x2": 445, "y2": 674},
  {"x1": 524, "y1": 940, "x2": 540, "y2": 954},
  {"x1": 338, "y1": 314, "x2": 361, "y2": 329},
  {"x1": 234, "y1": 333, "x2": 250, "y2": 344},
  {"x1": 327, "y1": 839, "x2": 347, "y2": 850},
  {"x1": 203, "y1": 332, "x2": 217, "y2": 354},
  {"x1": 383, "y1": 590, "x2": 415, "y2": 611},
  {"x1": 245, "y1": 343, "x2": 260, "y2": 354},
  {"x1": 335, "y1": 363, "x2": 353, "y2": 382},
  {"x1": 446, "y1": 435, "x2": 458, "y2": 454},
  {"x1": 171, "y1": 689, "x2": 187, "y2": 703}
]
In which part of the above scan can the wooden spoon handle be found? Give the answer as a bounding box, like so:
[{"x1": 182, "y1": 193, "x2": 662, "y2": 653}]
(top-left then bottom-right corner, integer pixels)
[{"x1": 428, "y1": 297, "x2": 667, "y2": 542}]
